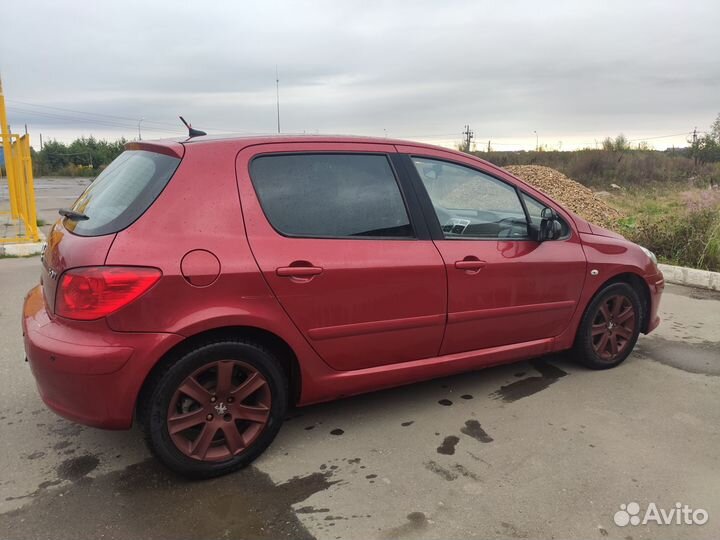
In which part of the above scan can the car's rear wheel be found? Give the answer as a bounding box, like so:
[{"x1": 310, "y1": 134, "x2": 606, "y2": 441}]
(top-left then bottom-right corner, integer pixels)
[
  {"x1": 573, "y1": 282, "x2": 642, "y2": 369},
  {"x1": 142, "y1": 340, "x2": 287, "y2": 479}
]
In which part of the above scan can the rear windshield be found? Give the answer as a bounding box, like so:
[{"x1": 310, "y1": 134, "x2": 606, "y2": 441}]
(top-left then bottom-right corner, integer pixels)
[{"x1": 64, "y1": 150, "x2": 180, "y2": 236}]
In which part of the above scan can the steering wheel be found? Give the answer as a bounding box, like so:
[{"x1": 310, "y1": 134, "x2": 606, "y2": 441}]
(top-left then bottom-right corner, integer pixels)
[{"x1": 497, "y1": 217, "x2": 527, "y2": 238}]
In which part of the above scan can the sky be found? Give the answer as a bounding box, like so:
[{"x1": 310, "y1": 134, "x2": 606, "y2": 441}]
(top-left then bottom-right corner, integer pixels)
[{"x1": 1, "y1": 0, "x2": 719, "y2": 150}]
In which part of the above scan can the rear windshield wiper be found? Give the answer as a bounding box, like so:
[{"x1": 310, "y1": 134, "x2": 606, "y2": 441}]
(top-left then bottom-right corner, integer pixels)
[{"x1": 59, "y1": 208, "x2": 89, "y2": 221}]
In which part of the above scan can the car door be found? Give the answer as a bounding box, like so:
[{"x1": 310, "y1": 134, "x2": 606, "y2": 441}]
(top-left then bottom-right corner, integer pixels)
[
  {"x1": 397, "y1": 147, "x2": 587, "y2": 356},
  {"x1": 236, "y1": 142, "x2": 447, "y2": 371}
]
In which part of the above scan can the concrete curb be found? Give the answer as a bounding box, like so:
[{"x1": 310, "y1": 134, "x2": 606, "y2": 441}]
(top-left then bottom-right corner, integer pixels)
[
  {"x1": 0, "y1": 233, "x2": 46, "y2": 257},
  {"x1": 659, "y1": 263, "x2": 720, "y2": 292}
]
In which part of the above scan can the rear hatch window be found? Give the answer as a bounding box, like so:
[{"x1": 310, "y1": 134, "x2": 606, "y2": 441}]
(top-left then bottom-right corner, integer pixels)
[{"x1": 64, "y1": 150, "x2": 180, "y2": 236}]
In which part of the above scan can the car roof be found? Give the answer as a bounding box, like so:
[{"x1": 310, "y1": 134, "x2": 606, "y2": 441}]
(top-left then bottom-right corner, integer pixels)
[
  {"x1": 127, "y1": 132, "x2": 504, "y2": 185},
  {"x1": 130, "y1": 133, "x2": 470, "y2": 157}
]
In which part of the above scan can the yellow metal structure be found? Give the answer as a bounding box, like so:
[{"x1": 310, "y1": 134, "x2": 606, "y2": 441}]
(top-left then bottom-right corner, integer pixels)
[{"x1": 0, "y1": 76, "x2": 40, "y2": 243}]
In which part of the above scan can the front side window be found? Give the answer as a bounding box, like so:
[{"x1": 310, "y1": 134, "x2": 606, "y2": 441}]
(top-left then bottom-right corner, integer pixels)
[
  {"x1": 412, "y1": 157, "x2": 528, "y2": 239},
  {"x1": 249, "y1": 154, "x2": 413, "y2": 238}
]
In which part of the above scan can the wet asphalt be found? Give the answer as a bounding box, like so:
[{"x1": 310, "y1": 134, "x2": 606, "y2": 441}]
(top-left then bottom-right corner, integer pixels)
[{"x1": 1, "y1": 179, "x2": 719, "y2": 539}]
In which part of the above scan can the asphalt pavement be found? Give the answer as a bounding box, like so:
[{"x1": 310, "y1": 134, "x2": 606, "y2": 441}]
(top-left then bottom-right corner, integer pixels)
[{"x1": 0, "y1": 178, "x2": 718, "y2": 540}]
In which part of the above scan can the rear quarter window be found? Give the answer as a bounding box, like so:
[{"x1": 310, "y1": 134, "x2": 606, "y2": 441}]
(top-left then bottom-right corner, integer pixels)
[{"x1": 64, "y1": 150, "x2": 180, "y2": 236}]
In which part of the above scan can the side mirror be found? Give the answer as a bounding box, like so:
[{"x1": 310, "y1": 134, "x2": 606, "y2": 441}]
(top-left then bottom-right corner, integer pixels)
[{"x1": 539, "y1": 207, "x2": 562, "y2": 241}]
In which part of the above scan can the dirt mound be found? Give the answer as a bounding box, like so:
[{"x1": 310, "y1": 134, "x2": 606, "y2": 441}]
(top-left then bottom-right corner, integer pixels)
[{"x1": 504, "y1": 165, "x2": 623, "y2": 228}]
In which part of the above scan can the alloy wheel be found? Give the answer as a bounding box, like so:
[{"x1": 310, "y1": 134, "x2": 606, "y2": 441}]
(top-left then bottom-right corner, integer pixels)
[
  {"x1": 167, "y1": 360, "x2": 271, "y2": 461},
  {"x1": 591, "y1": 294, "x2": 636, "y2": 362}
]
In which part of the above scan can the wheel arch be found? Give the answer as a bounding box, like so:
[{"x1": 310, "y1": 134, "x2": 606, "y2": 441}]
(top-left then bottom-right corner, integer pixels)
[{"x1": 136, "y1": 325, "x2": 302, "y2": 423}]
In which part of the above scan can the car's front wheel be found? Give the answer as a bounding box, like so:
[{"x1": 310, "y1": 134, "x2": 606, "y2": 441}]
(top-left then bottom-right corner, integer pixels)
[
  {"x1": 142, "y1": 340, "x2": 287, "y2": 479},
  {"x1": 573, "y1": 282, "x2": 642, "y2": 369}
]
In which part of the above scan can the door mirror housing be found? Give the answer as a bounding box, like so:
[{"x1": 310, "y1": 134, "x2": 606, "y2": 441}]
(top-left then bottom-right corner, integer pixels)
[{"x1": 536, "y1": 207, "x2": 562, "y2": 241}]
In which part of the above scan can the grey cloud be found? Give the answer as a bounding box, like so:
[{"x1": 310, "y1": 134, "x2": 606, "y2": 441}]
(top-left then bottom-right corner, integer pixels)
[{"x1": 1, "y1": 0, "x2": 718, "y2": 148}]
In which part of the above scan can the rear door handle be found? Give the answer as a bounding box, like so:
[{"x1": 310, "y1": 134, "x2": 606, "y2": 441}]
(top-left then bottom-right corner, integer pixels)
[
  {"x1": 454, "y1": 257, "x2": 487, "y2": 273},
  {"x1": 455, "y1": 260, "x2": 486, "y2": 270},
  {"x1": 276, "y1": 265, "x2": 324, "y2": 277}
]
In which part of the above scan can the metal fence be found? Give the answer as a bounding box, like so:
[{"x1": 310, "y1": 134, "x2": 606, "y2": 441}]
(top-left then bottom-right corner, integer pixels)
[{"x1": 1, "y1": 78, "x2": 39, "y2": 244}]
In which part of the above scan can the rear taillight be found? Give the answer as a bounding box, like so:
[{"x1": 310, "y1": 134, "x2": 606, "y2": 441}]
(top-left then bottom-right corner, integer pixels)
[{"x1": 56, "y1": 266, "x2": 161, "y2": 320}]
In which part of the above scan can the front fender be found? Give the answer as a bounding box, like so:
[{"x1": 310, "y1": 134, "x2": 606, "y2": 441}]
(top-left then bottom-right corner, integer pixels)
[{"x1": 550, "y1": 232, "x2": 661, "y2": 351}]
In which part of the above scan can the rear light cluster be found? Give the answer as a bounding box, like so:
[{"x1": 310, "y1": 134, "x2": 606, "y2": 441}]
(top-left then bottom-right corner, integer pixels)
[{"x1": 56, "y1": 266, "x2": 161, "y2": 321}]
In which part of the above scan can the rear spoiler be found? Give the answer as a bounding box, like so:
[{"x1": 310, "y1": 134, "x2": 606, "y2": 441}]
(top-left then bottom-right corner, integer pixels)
[{"x1": 125, "y1": 141, "x2": 185, "y2": 159}]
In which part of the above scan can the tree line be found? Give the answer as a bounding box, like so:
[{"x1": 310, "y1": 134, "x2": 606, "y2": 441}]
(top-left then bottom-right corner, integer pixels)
[
  {"x1": 31, "y1": 136, "x2": 127, "y2": 177},
  {"x1": 26, "y1": 113, "x2": 720, "y2": 180},
  {"x1": 470, "y1": 113, "x2": 720, "y2": 188}
]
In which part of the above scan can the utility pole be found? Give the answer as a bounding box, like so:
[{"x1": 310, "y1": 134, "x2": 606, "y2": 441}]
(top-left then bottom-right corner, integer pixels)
[
  {"x1": 534, "y1": 130, "x2": 539, "y2": 151},
  {"x1": 462, "y1": 124, "x2": 474, "y2": 152},
  {"x1": 137, "y1": 118, "x2": 144, "y2": 141},
  {"x1": 691, "y1": 127, "x2": 698, "y2": 167},
  {"x1": 39, "y1": 133, "x2": 43, "y2": 150},
  {"x1": 487, "y1": 140, "x2": 491, "y2": 153},
  {"x1": 24, "y1": 123, "x2": 28, "y2": 135},
  {"x1": 275, "y1": 65, "x2": 281, "y2": 134}
]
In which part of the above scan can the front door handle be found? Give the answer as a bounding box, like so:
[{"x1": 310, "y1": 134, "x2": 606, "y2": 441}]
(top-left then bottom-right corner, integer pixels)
[
  {"x1": 454, "y1": 257, "x2": 486, "y2": 273},
  {"x1": 276, "y1": 264, "x2": 323, "y2": 278}
]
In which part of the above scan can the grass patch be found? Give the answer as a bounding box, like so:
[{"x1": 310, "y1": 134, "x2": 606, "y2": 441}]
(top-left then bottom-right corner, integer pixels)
[{"x1": 608, "y1": 186, "x2": 720, "y2": 271}]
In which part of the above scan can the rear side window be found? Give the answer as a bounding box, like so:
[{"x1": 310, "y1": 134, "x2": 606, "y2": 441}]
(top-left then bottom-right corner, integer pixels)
[
  {"x1": 249, "y1": 154, "x2": 414, "y2": 238},
  {"x1": 64, "y1": 150, "x2": 180, "y2": 236}
]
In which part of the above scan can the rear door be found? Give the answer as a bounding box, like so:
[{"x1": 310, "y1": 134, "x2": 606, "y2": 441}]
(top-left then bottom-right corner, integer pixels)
[
  {"x1": 397, "y1": 147, "x2": 587, "y2": 356},
  {"x1": 236, "y1": 142, "x2": 447, "y2": 371}
]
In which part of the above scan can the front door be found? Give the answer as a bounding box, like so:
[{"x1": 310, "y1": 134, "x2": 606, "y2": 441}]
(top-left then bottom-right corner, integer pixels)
[
  {"x1": 236, "y1": 143, "x2": 447, "y2": 371},
  {"x1": 401, "y1": 149, "x2": 587, "y2": 356}
]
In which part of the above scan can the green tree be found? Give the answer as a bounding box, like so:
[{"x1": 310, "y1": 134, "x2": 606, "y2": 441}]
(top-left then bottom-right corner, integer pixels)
[
  {"x1": 33, "y1": 136, "x2": 127, "y2": 176},
  {"x1": 710, "y1": 112, "x2": 720, "y2": 143},
  {"x1": 601, "y1": 134, "x2": 630, "y2": 152}
]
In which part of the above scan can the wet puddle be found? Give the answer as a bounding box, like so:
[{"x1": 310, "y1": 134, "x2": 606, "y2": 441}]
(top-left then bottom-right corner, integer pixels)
[
  {"x1": 1, "y1": 459, "x2": 337, "y2": 540},
  {"x1": 491, "y1": 359, "x2": 568, "y2": 402}
]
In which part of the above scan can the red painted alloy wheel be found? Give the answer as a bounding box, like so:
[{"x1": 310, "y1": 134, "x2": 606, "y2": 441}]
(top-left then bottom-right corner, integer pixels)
[
  {"x1": 591, "y1": 294, "x2": 636, "y2": 362},
  {"x1": 167, "y1": 360, "x2": 271, "y2": 462}
]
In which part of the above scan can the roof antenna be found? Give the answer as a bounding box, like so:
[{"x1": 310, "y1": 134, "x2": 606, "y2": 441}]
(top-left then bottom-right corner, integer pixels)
[{"x1": 179, "y1": 116, "x2": 206, "y2": 138}]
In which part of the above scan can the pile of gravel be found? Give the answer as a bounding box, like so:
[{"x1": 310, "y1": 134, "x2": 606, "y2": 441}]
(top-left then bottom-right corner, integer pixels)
[{"x1": 504, "y1": 165, "x2": 623, "y2": 228}]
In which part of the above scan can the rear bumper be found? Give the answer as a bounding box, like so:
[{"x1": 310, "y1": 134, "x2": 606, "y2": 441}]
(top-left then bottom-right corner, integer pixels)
[
  {"x1": 644, "y1": 270, "x2": 664, "y2": 333},
  {"x1": 22, "y1": 285, "x2": 182, "y2": 429}
]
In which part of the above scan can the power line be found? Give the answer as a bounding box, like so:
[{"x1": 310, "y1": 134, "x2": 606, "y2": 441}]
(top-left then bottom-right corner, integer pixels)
[
  {"x1": 624, "y1": 132, "x2": 692, "y2": 142},
  {"x1": 7, "y1": 99, "x2": 180, "y2": 128},
  {"x1": 6, "y1": 106, "x2": 184, "y2": 134},
  {"x1": 7, "y1": 107, "x2": 168, "y2": 132},
  {"x1": 6, "y1": 99, "x2": 275, "y2": 135}
]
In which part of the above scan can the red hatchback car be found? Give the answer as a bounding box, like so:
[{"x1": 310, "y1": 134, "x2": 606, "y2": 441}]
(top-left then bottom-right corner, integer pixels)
[{"x1": 23, "y1": 135, "x2": 664, "y2": 477}]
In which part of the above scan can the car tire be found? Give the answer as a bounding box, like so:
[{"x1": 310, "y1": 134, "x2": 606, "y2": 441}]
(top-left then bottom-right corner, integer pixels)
[
  {"x1": 573, "y1": 282, "x2": 642, "y2": 370},
  {"x1": 142, "y1": 340, "x2": 287, "y2": 479}
]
